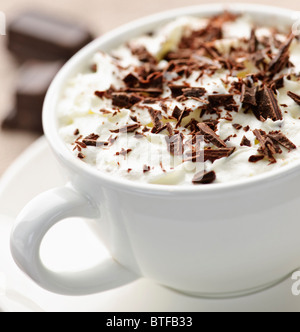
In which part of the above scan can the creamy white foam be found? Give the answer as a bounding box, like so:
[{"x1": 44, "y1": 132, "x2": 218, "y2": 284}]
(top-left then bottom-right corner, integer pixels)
[{"x1": 58, "y1": 14, "x2": 300, "y2": 185}]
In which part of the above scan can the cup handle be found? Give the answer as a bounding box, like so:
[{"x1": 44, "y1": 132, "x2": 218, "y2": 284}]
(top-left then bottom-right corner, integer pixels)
[{"x1": 10, "y1": 185, "x2": 138, "y2": 296}]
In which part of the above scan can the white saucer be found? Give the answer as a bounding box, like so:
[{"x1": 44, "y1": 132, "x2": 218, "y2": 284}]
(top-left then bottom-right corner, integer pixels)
[{"x1": 0, "y1": 137, "x2": 300, "y2": 312}]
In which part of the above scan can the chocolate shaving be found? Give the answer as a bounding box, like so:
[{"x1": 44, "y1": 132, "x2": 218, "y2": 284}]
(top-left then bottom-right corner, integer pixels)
[
  {"x1": 249, "y1": 155, "x2": 264, "y2": 163},
  {"x1": 232, "y1": 124, "x2": 242, "y2": 130},
  {"x1": 100, "y1": 109, "x2": 112, "y2": 115},
  {"x1": 74, "y1": 129, "x2": 80, "y2": 136},
  {"x1": 166, "y1": 133, "x2": 184, "y2": 156},
  {"x1": 197, "y1": 123, "x2": 227, "y2": 148},
  {"x1": 171, "y1": 107, "x2": 191, "y2": 128},
  {"x1": 268, "y1": 35, "x2": 294, "y2": 75},
  {"x1": 240, "y1": 136, "x2": 251, "y2": 147},
  {"x1": 204, "y1": 147, "x2": 235, "y2": 162},
  {"x1": 241, "y1": 83, "x2": 257, "y2": 106},
  {"x1": 192, "y1": 170, "x2": 216, "y2": 185},
  {"x1": 255, "y1": 86, "x2": 282, "y2": 121},
  {"x1": 267, "y1": 131, "x2": 296, "y2": 151},
  {"x1": 130, "y1": 46, "x2": 157, "y2": 64},
  {"x1": 110, "y1": 124, "x2": 141, "y2": 133},
  {"x1": 253, "y1": 129, "x2": 277, "y2": 163},
  {"x1": 116, "y1": 148, "x2": 132, "y2": 156},
  {"x1": 78, "y1": 153, "x2": 85, "y2": 159},
  {"x1": 143, "y1": 165, "x2": 151, "y2": 173},
  {"x1": 82, "y1": 133, "x2": 100, "y2": 146},
  {"x1": 182, "y1": 87, "x2": 207, "y2": 99},
  {"x1": 287, "y1": 91, "x2": 300, "y2": 106},
  {"x1": 168, "y1": 84, "x2": 189, "y2": 98},
  {"x1": 148, "y1": 108, "x2": 164, "y2": 133},
  {"x1": 249, "y1": 28, "x2": 258, "y2": 53},
  {"x1": 208, "y1": 94, "x2": 235, "y2": 108},
  {"x1": 112, "y1": 92, "x2": 142, "y2": 108}
]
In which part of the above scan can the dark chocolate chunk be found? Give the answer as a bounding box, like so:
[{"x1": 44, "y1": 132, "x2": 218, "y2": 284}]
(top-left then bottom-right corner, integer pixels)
[
  {"x1": 232, "y1": 124, "x2": 242, "y2": 130},
  {"x1": 241, "y1": 83, "x2": 257, "y2": 106},
  {"x1": 204, "y1": 147, "x2": 235, "y2": 162},
  {"x1": 166, "y1": 133, "x2": 184, "y2": 156},
  {"x1": 192, "y1": 170, "x2": 216, "y2": 184},
  {"x1": 112, "y1": 92, "x2": 142, "y2": 108},
  {"x1": 253, "y1": 129, "x2": 277, "y2": 163},
  {"x1": 7, "y1": 11, "x2": 94, "y2": 61},
  {"x1": 168, "y1": 84, "x2": 189, "y2": 98},
  {"x1": 182, "y1": 87, "x2": 207, "y2": 99},
  {"x1": 82, "y1": 133, "x2": 99, "y2": 146},
  {"x1": 249, "y1": 155, "x2": 264, "y2": 163},
  {"x1": 267, "y1": 131, "x2": 296, "y2": 151},
  {"x1": 208, "y1": 94, "x2": 235, "y2": 108},
  {"x1": 148, "y1": 108, "x2": 164, "y2": 134},
  {"x1": 197, "y1": 123, "x2": 227, "y2": 148},
  {"x1": 2, "y1": 60, "x2": 63, "y2": 133},
  {"x1": 255, "y1": 86, "x2": 282, "y2": 121},
  {"x1": 268, "y1": 35, "x2": 294, "y2": 75},
  {"x1": 240, "y1": 136, "x2": 251, "y2": 147},
  {"x1": 130, "y1": 46, "x2": 157, "y2": 64},
  {"x1": 78, "y1": 153, "x2": 85, "y2": 159},
  {"x1": 172, "y1": 106, "x2": 182, "y2": 120},
  {"x1": 249, "y1": 28, "x2": 258, "y2": 53},
  {"x1": 287, "y1": 91, "x2": 300, "y2": 106},
  {"x1": 110, "y1": 124, "x2": 141, "y2": 133}
]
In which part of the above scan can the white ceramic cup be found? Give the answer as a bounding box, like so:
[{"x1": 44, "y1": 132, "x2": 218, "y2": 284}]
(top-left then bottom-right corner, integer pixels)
[{"x1": 10, "y1": 4, "x2": 300, "y2": 297}]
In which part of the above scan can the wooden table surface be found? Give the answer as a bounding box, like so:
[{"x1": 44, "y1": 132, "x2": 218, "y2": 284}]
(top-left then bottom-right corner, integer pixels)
[{"x1": 0, "y1": 0, "x2": 299, "y2": 176}]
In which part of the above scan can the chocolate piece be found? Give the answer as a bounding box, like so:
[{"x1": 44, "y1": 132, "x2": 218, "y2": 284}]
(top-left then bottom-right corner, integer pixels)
[
  {"x1": 78, "y1": 153, "x2": 85, "y2": 159},
  {"x1": 171, "y1": 107, "x2": 190, "y2": 128},
  {"x1": 130, "y1": 46, "x2": 157, "y2": 64},
  {"x1": 253, "y1": 129, "x2": 277, "y2": 163},
  {"x1": 204, "y1": 147, "x2": 235, "y2": 162},
  {"x1": 208, "y1": 94, "x2": 235, "y2": 108},
  {"x1": 172, "y1": 106, "x2": 182, "y2": 120},
  {"x1": 143, "y1": 165, "x2": 151, "y2": 173},
  {"x1": 287, "y1": 91, "x2": 300, "y2": 106},
  {"x1": 116, "y1": 148, "x2": 132, "y2": 156},
  {"x1": 240, "y1": 136, "x2": 251, "y2": 147},
  {"x1": 232, "y1": 124, "x2": 242, "y2": 130},
  {"x1": 241, "y1": 83, "x2": 257, "y2": 106},
  {"x1": 112, "y1": 92, "x2": 142, "y2": 108},
  {"x1": 267, "y1": 131, "x2": 296, "y2": 151},
  {"x1": 197, "y1": 123, "x2": 227, "y2": 148},
  {"x1": 110, "y1": 124, "x2": 140, "y2": 133},
  {"x1": 249, "y1": 28, "x2": 258, "y2": 53},
  {"x1": 182, "y1": 87, "x2": 207, "y2": 99},
  {"x1": 249, "y1": 155, "x2": 264, "y2": 163},
  {"x1": 268, "y1": 35, "x2": 294, "y2": 75},
  {"x1": 82, "y1": 133, "x2": 99, "y2": 146},
  {"x1": 166, "y1": 133, "x2": 184, "y2": 156},
  {"x1": 255, "y1": 86, "x2": 282, "y2": 121},
  {"x1": 192, "y1": 170, "x2": 216, "y2": 184},
  {"x1": 148, "y1": 108, "x2": 164, "y2": 133},
  {"x1": 2, "y1": 60, "x2": 63, "y2": 133},
  {"x1": 7, "y1": 11, "x2": 93, "y2": 61},
  {"x1": 168, "y1": 84, "x2": 189, "y2": 98}
]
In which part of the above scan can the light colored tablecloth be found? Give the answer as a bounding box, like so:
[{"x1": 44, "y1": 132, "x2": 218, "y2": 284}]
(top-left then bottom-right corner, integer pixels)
[{"x1": 0, "y1": 0, "x2": 299, "y2": 176}]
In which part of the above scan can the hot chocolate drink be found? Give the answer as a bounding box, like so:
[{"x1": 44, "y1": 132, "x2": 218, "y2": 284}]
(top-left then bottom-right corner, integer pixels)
[{"x1": 58, "y1": 12, "x2": 300, "y2": 185}]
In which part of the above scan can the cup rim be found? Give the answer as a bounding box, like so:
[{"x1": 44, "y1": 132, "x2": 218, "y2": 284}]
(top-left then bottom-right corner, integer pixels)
[{"x1": 43, "y1": 3, "x2": 300, "y2": 195}]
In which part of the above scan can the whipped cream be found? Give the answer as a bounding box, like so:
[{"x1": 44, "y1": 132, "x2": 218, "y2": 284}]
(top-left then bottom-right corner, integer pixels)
[{"x1": 58, "y1": 13, "x2": 300, "y2": 185}]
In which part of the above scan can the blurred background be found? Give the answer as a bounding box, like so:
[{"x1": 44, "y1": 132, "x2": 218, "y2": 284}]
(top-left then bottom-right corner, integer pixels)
[{"x1": 0, "y1": 0, "x2": 298, "y2": 176}]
